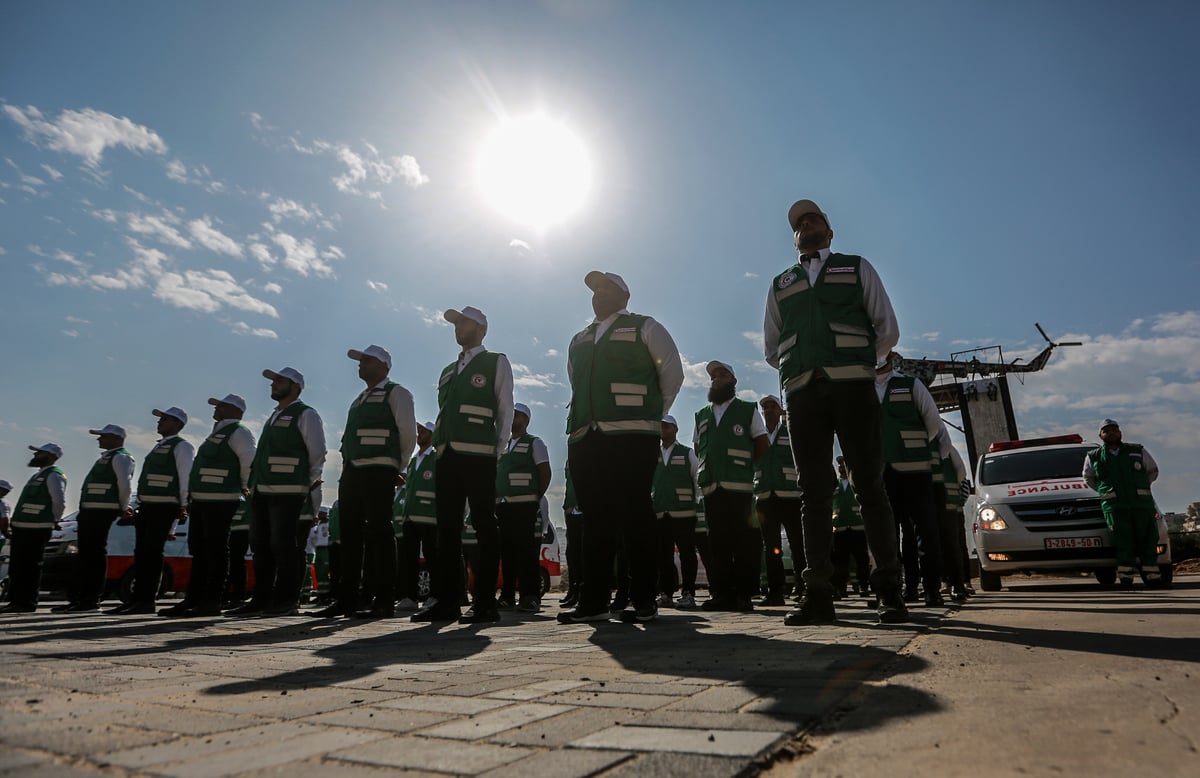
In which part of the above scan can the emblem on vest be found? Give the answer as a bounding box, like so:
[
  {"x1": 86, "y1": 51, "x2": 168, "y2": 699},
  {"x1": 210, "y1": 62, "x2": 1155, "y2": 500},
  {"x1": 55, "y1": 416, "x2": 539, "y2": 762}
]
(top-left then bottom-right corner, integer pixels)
[
  {"x1": 1134, "y1": 462, "x2": 1142, "y2": 470},
  {"x1": 778, "y1": 272, "x2": 798, "y2": 289},
  {"x1": 423, "y1": 470, "x2": 433, "y2": 480},
  {"x1": 733, "y1": 424, "x2": 745, "y2": 437},
  {"x1": 471, "y1": 373, "x2": 487, "y2": 388}
]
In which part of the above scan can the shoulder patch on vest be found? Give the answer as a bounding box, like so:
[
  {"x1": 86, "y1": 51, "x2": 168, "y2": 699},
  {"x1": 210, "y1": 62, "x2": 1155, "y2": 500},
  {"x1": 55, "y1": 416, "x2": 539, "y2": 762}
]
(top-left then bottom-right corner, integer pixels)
[{"x1": 777, "y1": 271, "x2": 798, "y2": 289}]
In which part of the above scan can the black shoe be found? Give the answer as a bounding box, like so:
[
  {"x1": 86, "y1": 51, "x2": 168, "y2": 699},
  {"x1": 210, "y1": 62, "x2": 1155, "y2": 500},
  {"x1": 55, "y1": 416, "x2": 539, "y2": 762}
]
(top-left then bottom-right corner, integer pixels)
[
  {"x1": 608, "y1": 597, "x2": 629, "y2": 614},
  {"x1": 354, "y1": 604, "x2": 395, "y2": 619},
  {"x1": 66, "y1": 602, "x2": 100, "y2": 613},
  {"x1": 459, "y1": 607, "x2": 500, "y2": 624},
  {"x1": 189, "y1": 605, "x2": 224, "y2": 617},
  {"x1": 700, "y1": 596, "x2": 735, "y2": 612},
  {"x1": 0, "y1": 603, "x2": 37, "y2": 614},
  {"x1": 619, "y1": 602, "x2": 658, "y2": 623},
  {"x1": 104, "y1": 602, "x2": 134, "y2": 615},
  {"x1": 877, "y1": 591, "x2": 910, "y2": 624},
  {"x1": 557, "y1": 607, "x2": 611, "y2": 624},
  {"x1": 310, "y1": 602, "x2": 353, "y2": 618},
  {"x1": 411, "y1": 605, "x2": 460, "y2": 623},
  {"x1": 734, "y1": 596, "x2": 755, "y2": 612},
  {"x1": 903, "y1": 588, "x2": 921, "y2": 603},
  {"x1": 924, "y1": 593, "x2": 946, "y2": 607},
  {"x1": 50, "y1": 602, "x2": 78, "y2": 613},
  {"x1": 123, "y1": 603, "x2": 157, "y2": 615},
  {"x1": 783, "y1": 592, "x2": 836, "y2": 626},
  {"x1": 158, "y1": 602, "x2": 196, "y2": 617},
  {"x1": 561, "y1": 589, "x2": 580, "y2": 608},
  {"x1": 224, "y1": 601, "x2": 265, "y2": 617},
  {"x1": 950, "y1": 588, "x2": 969, "y2": 603},
  {"x1": 760, "y1": 593, "x2": 786, "y2": 606},
  {"x1": 261, "y1": 604, "x2": 299, "y2": 617},
  {"x1": 496, "y1": 598, "x2": 515, "y2": 611}
]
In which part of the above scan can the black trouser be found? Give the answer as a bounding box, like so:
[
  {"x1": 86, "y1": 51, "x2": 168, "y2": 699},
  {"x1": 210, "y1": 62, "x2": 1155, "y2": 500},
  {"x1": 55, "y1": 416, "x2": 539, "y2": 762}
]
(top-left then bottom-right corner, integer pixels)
[
  {"x1": 462, "y1": 544, "x2": 479, "y2": 603},
  {"x1": 227, "y1": 530, "x2": 250, "y2": 601},
  {"x1": 694, "y1": 531, "x2": 712, "y2": 590},
  {"x1": 249, "y1": 493, "x2": 307, "y2": 608},
  {"x1": 656, "y1": 513, "x2": 698, "y2": 595},
  {"x1": 401, "y1": 521, "x2": 438, "y2": 601},
  {"x1": 132, "y1": 503, "x2": 178, "y2": 604},
  {"x1": 496, "y1": 502, "x2": 540, "y2": 601},
  {"x1": 71, "y1": 508, "x2": 119, "y2": 606},
  {"x1": 786, "y1": 380, "x2": 900, "y2": 595},
  {"x1": 831, "y1": 529, "x2": 871, "y2": 593},
  {"x1": 185, "y1": 501, "x2": 237, "y2": 608},
  {"x1": 7, "y1": 527, "x2": 52, "y2": 608},
  {"x1": 434, "y1": 450, "x2": 498, "y2": 610},
  {"x1": 704, "y1": 489, "x2": 760, "y2": 601},
  {"x1": 569, "y1": 430, "x2": 658, "y2": 612},
  {"x1": 883, "y1": 467, "x2": 942, "y2": 596},
  {"x1": 757, "y1": 496, "x2": 805, "y2": 597},
  {"x1": 338, "y1": 465, "x2": 400, "y2": 609},
  {"x1": 565, "y1": 511, "x2": 584, "y2": 591},
  {"x1": 933, "y1": 484, "x2": 966, "y2": 590}
]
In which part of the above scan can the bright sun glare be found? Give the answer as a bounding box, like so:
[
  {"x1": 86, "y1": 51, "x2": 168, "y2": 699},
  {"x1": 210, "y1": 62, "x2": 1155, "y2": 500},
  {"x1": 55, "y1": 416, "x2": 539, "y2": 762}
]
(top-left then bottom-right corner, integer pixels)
[{"x1": 478, "y1": 114, "x2": 592, "y2": 230}]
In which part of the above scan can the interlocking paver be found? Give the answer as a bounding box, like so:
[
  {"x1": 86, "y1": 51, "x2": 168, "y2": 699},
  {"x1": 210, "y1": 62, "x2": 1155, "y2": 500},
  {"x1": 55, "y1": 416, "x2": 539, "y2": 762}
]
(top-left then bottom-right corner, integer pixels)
[
  {"x1": 150, "y1": 726, "x2": 385, "y2": 778},
  {"x1": 329, "y1": 735, "x2": 535, "y2": 774},
  {"x1": 571, "y1": 724, "x2": 783, "y2": 757}
]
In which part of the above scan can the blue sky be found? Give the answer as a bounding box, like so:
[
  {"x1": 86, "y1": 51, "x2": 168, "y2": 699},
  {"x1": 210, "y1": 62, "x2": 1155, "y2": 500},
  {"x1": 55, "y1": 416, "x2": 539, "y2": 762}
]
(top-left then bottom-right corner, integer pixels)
[{"x1": 2, "y1": 1, "x2": 1198, "y2": 518}]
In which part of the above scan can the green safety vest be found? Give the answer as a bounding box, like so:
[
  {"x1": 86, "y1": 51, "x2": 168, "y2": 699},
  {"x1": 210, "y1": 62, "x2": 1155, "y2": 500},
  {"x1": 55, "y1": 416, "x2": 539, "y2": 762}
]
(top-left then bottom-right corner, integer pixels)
[
  {"x1": 832, "y1": 478, "x2": 864, "y2": 530},
  {"x1": 230, "y1": 499, "x2": 251, "y2": 532},
  {"x1": 652, "y1": 443, "x2": 698, "y2": 517},
  {"x1": 403, "y1": 449, "x2": 437, "y2": 525},
  {"x1": 880, "y1": 375, "x2": 932, "y2": 473},
  {"x1": 754, "y1": 422, "x2": 801, "y2": 499},
  {"x1": 695, "y1": 400, "x2": 757, "y2": 496},
  {"x1": 341, "y1": 381, "x2": 405, "y2": 470},
  {"x1": 694, "y1": 509, "x2": 708, "y2": 534},
  {"x1": 80, "y1": 448, "x2": 132, "y2": 510},
  {"x1": 250, "y1": 401, "x2": 314, "y2": 495},
  {"x1": 434, "y1": 351, "x2": 503, "y2": 458},
  {"x1": 137, "y1": 436, "x2": 187, "y2": 504},
  {"x1": 496, "y1": 434, "x2": 542, "y2": 503},
  {"x1": 189, "y1": 424, "x2": 248, "y2": 502},
  {"x1": 772, "y1": 253, "x2": 877, "y2": 396},
  {"x1": 934, "y1": 455, "x2": 964, "y2": 512},
  {"x1": 1087, "y1": 444, "x2": 1155, "y2": 514},
  {"x1": 11, "y1": 467, "x2": 65, "y2": 529},
  {"x1": 566, "y1": 313, "x2": 663, "y2": 442}
]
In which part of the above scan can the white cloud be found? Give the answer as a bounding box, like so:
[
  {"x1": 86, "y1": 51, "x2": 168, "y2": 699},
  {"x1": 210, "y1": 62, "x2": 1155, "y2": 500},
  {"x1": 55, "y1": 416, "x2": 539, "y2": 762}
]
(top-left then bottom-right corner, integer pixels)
[
  {"x1": 1150, "y1": 311, "x2": 1200, "y2": 336},
  {"x1": 247, "y1": 242, "x2": 275, "y2": 269},
  {"x1": 509, "y1": 238, "x2": 532, "y2": 252},
  {"x1": 187, "y1": 217, "x2": 243, "y2": 257},
  {"x1": 62, "y1": 329, "x2": 79, "y2": 338},
  {"x1": 413, "y1": 304, "x2": 450, "y2": 328},
  {"x1": 164, "y1": 159, "x2": 225, "y2": 192},
  {"x1": 741, "y1": 330, "x2": 765, "y2": 353},
  {"x1": 3, "y1": 105, "x2": 167, "y2": 168},
  {"x1": 743, "y1": 271, "x2": 759, "y2": 279},
  {"x1": 545, "y1": 348, "x2": 559, "y2": 357},
  {"x1": 267, "y1": 197, "x2": 323, "y2": 223},
  {"x1": 0, "y1": 246, "x2": 6, "y2": 255},
  {"x1": 367, "y1": 280, "x2": 388, "y2": 292},
  {"x1": 165, "y1": 158, "x2": 188, "y2": 182},
  {"x1": 232, "y1": 321, "x2": 279, "y2": 339},
  {"x1": 262, "y1": 282, "x2": 282, "y2": 294},
  {"x1": 512, "y1": 362, "x2": 565, "y2": 389},
  {"x1": 65, "y1": 315, "x2": 91, "y2": 324},
  {"x1": 128, "y1": 211, "x2": 191, "y2": 249},
  {"x1": 40, "y1": 163, "x2": 63, "y2": 181},
  {"x1": 736, "y1": 388, "x2": 762, "y2": 402},
  {"x1": 679, "y1": 354, "x2": 711, "y2": 388},
  {"x1": 153, "y1": 268, "x2": 279, "y2": 318},
  {"x1": 288, "y1": 136, "x2": 429, "y2": 200},
  {"x1": 264, "y1": 225, "x2": 342, "y2": 278}
]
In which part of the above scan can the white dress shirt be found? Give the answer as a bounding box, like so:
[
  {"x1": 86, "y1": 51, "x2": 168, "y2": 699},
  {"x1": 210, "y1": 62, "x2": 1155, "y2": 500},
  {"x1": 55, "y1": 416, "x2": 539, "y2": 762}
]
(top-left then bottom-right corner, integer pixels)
[
  {"x1": 106, "y1": 448, "x2": 136, "y2": 511},
  {"x1": 569, "y1": 308, "x2": 685, "y2": 415},
  {"x1": 763, "y1": 248, "x2": 899, "y2": 369},
  {"x1": 457, "y1": 346, "x2": 514, "y2": 455},
  {"x1": 42, "y1": 466, "x2": 68, "y2": 523}
]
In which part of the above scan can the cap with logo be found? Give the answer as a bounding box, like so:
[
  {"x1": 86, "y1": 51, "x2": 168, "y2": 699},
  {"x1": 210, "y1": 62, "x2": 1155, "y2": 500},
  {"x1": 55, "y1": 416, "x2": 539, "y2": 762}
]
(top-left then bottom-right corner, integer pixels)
[
  {"x1": 208, "y1": 394, "x2": 248, "y2": 413},
  {"x1": 88, "y1": 424, "x2": 128, "y2": 439},
  {"x1": 153, "y1": 407, "x2": 189, "y2": 426},
  {"x1": 444, "y1": 307, "x2": 487, "y2": 328},
  {"x1": 348, "y1": 344, "x2": 392, "y2": 369},
  {"x1": 263, "y1": 367, "x2": 305, "y2": 389},
  {"x1": 29, "y1": 442, "x2": 64, "y2": 459},
  {"x1": 584, "y1": 270, "x2": 630, "y2": 296},
  {"x1": 705, "y1": 360, "x2": 736, "y2": 380}
]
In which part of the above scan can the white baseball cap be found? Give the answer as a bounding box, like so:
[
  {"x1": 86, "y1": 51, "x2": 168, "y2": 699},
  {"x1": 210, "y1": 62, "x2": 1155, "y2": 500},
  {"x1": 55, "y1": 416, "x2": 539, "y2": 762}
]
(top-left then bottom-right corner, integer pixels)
[
  {"x1": 787, "y1": 199, "x2": 831, "y2": 232},
  {"x1": 1100, "y1": 418, "x2": 1120, "y2": 431},
  {"x1": 444, "y1": 307, "x2": 487, "y2": 327},
  {"x1": 208, "y1": 394, "x2": 248, "y2": 413},
  {"x1": 348, "y1": 345, "x2": 392, "y2": 369},
  {"x1": 584, "y1": 271, "x2": 630, "y2": 296},
  {"x1": 420, "y1": 421, "x2": 435, "y2": 432},
  {"x1": 88, "y1": 424, "x2": 127, "y2": 439},
  {"x1": 29, "y1": 442, "x2": 64, "y2": 459},
  {"x1": 514, "y1": 403, "x2": 531, "y2": 421},
  {"x1": 263, "y1": 367, "x2": 305, "y2": 389},
  {"x1": 0, "y1": 479, "x2": 14, "y2": 492},
  {"x1": 705, "y1": 360, "x2": 736, "y2": 380},
  {"x1": 759, "y1": 395, "x2": 782, "y2": 408},
  {"x1": 662, "y1": 415, "x2": 678, "y2": 427},
  {"x1": 153, "y1": 406, "x2": 189, "y2": 426}
]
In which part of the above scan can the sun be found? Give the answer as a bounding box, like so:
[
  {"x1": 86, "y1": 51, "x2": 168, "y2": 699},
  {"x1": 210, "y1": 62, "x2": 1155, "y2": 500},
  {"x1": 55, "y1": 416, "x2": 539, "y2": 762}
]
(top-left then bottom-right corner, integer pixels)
[{"x1": 477, "y1": 114, "x2": 592, "y2": 230}]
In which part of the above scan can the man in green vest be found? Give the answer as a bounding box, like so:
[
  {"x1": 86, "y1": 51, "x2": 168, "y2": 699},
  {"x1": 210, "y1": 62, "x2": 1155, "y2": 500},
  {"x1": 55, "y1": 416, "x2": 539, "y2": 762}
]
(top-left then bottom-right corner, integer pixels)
[
  {"x1": 560, "y1": 462, "x2": 584, "y2": 609},
  {"x1": 163, "y1": 394, "x2": 256, "y2": 617},
  {"x1": 314, "y1": 345, "x2": 415, "y2": 619},
  {"x1": 559, "y1": 271, "x2": 684, "y2": 625},
  {"x1": 694, "y1": 361, "x2": 769, "y2": 612},
  {"x1": 932, "y1": 441, "x2": 970, "y2": 602},
  {"x1": 399, "y1": 421, "x2": 437, "y2": 610},
  {"x1": 831, "y1": 456, "x2": 870, "y2": 598},
  {"x1": 754, "y1": 395, "x2": 805, "y2": 607},
  {"x1": 109, "y1": 407, "x2": 194, "y2": 615},
  {"x1": 652, "y1": 415, "x2": 700, "y2": 609},
  {"x1": 764, "y1": 198, "x2": 908, "y2": 625},
  {"x1": 1083, "y1": 419, "x2": 1163, "y2": 588},
  {"x1": 229, "y1": 367, "x2": 326, "y2": 617},
  {"x1": 54, "y1": 424, "x2": 135, "y2": 613},
  {"x1": 414, "y1": 306, "x2": 514, "y2": 625},
  {"x1": 496, "y1": 402, "x2": 552, "y2": 613},
  {"x1": 876, "y1": 354, "x2": 950, "y2": 607},
  {"x1": 225, "y1": 499, "x2": 251, "y2": 606},
  {"x1": 0, "y1": 443, "x2": 66, "y2": 613}
]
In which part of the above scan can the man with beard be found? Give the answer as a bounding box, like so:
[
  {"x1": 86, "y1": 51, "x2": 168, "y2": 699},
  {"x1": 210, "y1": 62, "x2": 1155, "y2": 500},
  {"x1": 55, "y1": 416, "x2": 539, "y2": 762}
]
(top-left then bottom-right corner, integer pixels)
[
  {"x1": 414, "y1": 306, "x2": 513, "y2": 625},
  {"x1": 109, "y1": 407, "x2": 194, "y2": 615},
  {"x1": 0, "y1": 443, "x2": 66, "y2": 613},
  {"x1": 651, "y1": 415, "x2": 700, "y2": 609},
  {"x1": 228, "y1": 367, "x2": 325, "y2": 617},
  {"x1": 753, "y1": 395, "x2": 805, "y2": 606},
  {"x1": 163, "y1": 394, "x2": 256, "y2": 617},
  {"x1": 54, "y1": 425, "x2": 134, "y2": 613},
  {"x1": 764, "y1": 198, "x2": 909, "y2": 625},
  {"x1": 695, "y1": 361, "x2": 768, "y2": 612},
  {"x1": 559, "y1": 271, "x2": 683, "y2": 625}
]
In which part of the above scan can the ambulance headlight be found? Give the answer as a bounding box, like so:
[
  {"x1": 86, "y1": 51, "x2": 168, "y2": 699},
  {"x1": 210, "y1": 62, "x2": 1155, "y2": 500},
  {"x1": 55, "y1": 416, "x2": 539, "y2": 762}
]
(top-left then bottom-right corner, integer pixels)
[{"x1": 978, "y1": 506, "x2": 1007, "y2": 531}]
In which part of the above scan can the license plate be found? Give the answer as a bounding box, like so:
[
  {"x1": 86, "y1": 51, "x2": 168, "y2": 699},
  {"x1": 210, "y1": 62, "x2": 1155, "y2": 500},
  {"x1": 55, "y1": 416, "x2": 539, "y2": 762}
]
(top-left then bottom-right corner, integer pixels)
[{"x1": 1044, "y1": 536, "x2": 1103, "y2": 550}]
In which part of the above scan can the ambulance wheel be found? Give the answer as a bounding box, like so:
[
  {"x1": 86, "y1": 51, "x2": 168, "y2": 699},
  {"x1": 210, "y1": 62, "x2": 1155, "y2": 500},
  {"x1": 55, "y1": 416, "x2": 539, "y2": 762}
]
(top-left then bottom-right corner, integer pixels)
[
  {"x1": 979, "y1": 569, "x2": 1002, "y2": 592},
  {"x1": 1094, "y1": 568, "x2": 1117, "y2": 587}
]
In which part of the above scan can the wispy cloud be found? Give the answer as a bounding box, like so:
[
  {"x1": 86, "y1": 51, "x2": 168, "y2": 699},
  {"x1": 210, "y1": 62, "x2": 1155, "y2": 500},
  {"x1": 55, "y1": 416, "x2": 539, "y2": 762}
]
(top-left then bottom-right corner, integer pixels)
[
  {"x1": 165, "y1": 158, "x2": 224, "y2": 192},
  {"x1": 62, "y1": 329, "x2": 79, "y2": 338},
  {"x1": 188, "y1": 217, "x2": 243, "y2": 257},
  {"x1": 679, "y1": 354, "x2": 711, "y2": 388},
  {"x1": 3, "y1": 105, "x2": 167, "y2": 169},
  {"x1": 231, "y1": 321, "x2": 279, "y2": 339},
  {"x1": 262, "y1": 224, "x2": 343, "y2": 277},
  {"x1": 743, "y1": 271, "x2": 759, "y2": 279},
  {"x1": 262, "y1": 282, "x2": 282, "y2": 294},
  {"x1": 266, "y1": 197, "x2": 324, "y2": 224},
  {"x1": 40, "y1": 163, "x2": 63, "y2": 181},
  {"x1": 741, "y1": 330, "x2": 765, "y2": 353},
  {"x1": 512, "y1": 362, "x2": 565, "y2": 389},
  {"x1": 367, "y1": 280, "x2": 388, "y2": 292},
  {"x1": 413, "y1": 304, "x2": 450, "y2": 328},
  {"x1": 127, "y1": 210, "x2": 191, "y2": 249}
]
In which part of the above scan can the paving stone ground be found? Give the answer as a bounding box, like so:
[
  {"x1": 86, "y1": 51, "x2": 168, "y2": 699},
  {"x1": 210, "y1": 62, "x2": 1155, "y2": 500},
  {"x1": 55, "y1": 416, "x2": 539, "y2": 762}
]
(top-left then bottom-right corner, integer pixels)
[{"x1": 0, "y1": 594, "x2": 946, "y2": 776}]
